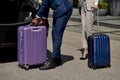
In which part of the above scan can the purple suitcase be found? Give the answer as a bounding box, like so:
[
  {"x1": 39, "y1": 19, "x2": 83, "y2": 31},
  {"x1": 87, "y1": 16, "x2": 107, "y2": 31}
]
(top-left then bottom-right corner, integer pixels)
[{"x1": 17, "y1": 25, "x2": 47, "y2": 70}]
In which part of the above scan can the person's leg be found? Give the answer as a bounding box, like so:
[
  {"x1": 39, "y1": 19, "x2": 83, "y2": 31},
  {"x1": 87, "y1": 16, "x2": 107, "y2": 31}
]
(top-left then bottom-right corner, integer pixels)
[
  {"x1": 80, "y1": 10, "x2": 94, "y2": 60},
  {"x1": 86, "y1": 10, "x2": 94, "y2": 37},
  {"x1": 39, "y1": 9, "x2": 72, "y2": 70},
  {"x1": 81, "y1": 7, "x2": 88, "y2": 50},
  {"x1": 80, "y1": 7, "x2": 88, "y2": 60},
  {"x1": 52, "y1": 9, "x2": 73, "y2": 61}
]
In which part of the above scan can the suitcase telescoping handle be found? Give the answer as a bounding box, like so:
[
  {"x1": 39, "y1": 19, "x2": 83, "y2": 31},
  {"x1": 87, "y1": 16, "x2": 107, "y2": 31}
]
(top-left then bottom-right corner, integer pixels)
[
  {"x1": 91, "y1": 8, "x2": 101, "y2": 35},
  {"x1": 96, "y1": 8, "x2": 100, "y2": 33}
]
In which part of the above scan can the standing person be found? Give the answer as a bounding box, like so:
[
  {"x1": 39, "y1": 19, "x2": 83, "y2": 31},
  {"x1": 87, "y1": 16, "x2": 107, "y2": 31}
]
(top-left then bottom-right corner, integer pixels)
[
  {"x1": 31, "y1": 0, "x2": 73, "y2": 70},
  {"x1": 80, "y1": 0, "x2": 99, "y2": 60}
]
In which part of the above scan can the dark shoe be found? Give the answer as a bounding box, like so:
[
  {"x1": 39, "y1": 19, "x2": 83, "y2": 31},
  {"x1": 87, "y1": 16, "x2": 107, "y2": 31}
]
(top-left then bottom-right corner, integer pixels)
[
  {"x1": 80, "y1": 54, "x2": 88, "y2": 60},
  {"x1": 53, "y1": 58, "x2": 63, "y2": 66},
  {"x1": 80, "y1": 57, "x2": 87, "y2": 60},
  {"x1": 39, "y1": 61, "x2": 56, "y2": 70}
]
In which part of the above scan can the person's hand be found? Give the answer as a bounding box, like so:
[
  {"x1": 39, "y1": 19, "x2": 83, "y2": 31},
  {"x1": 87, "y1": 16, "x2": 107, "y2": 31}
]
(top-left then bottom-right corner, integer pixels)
[
  {"x1": 93, "y1": 5, "x2": 98, "y2": 11},
  {"x1": 31, "y1": 17, "x2": 46, "y2": 26},
  {"x1": 31, "y1": 17, "x2": 40, "y2": 26},
  {"x1": 38, "y1": 19, "x2": 46, "y2": 26}
]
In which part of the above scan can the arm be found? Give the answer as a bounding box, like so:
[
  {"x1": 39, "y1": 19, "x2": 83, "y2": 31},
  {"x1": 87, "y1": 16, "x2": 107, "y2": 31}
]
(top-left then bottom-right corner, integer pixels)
[
  {"x1": 36, "y1": 0, "x2": 50, "y2": 19},
  {"x1": 31, "y1": 0, "x2": 50, "y2": 26}
]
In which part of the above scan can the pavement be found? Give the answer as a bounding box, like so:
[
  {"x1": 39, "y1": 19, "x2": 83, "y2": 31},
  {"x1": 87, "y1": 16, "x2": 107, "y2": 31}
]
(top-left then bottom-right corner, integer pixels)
[{"x1": 0, "y1": 8, "x2": 120, "y2": 80}]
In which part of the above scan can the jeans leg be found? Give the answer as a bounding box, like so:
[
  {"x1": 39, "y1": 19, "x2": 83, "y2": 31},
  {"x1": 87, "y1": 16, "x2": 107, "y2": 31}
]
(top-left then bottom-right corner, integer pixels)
[{"x1": 51, "y1": 9, "x2": 72, "y2": 59}]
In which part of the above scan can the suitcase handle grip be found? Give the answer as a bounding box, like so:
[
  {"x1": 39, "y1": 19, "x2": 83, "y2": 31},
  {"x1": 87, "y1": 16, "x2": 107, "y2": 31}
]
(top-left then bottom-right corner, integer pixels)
[
  {"x1": 93, "y1": 32, "x2": 103, "y2": 36},
  {"x1": 30, "y1": 27, "x2": 41, "y2": 32}
]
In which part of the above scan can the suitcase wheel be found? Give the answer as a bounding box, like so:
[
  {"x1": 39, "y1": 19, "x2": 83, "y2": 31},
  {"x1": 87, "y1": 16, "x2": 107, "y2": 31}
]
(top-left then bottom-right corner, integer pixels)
[
  {"x1": 93, "y1": 65, "x2": 97, "y2": 70},
  {"x1": 105, "y1": 64, "x2": 111, "y2": 68},
  {"x1": 18, "y1": 64, "x2": 23, "y2": 68},
  {"x1": 23, "y1": 64, "x2": 29, "y2": 70},
  {"x1": 88, "y1": 62, "x2": 93, "y2": 68},
  {"x1": 88, "y1": 63, "x2": 97, "y2": 70},
  {"x1": 18, "y1": 64, "x2": 29, "y2": 70}
]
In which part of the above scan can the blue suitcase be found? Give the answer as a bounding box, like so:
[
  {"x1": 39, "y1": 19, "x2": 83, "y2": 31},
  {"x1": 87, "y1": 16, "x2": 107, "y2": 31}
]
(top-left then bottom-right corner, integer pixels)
[{"x1": 87, "y1": 33, "x2": 111, "y2": 69}]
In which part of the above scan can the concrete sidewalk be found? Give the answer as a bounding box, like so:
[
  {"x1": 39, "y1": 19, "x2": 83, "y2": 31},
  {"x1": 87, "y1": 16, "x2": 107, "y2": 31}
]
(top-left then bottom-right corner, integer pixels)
[
  {"x1": 0, "y1": 28, "x2": 119, "y2": 80},
  {"x1": 70, "y1": 8, "x2": 120, "y2": 28},
  {"x1": 96, "y1": 16, "x2": 120, "y2": 28}
]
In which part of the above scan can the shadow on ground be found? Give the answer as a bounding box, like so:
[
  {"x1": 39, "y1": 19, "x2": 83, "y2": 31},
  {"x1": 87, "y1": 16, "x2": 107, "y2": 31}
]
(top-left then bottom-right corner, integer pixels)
[
  {"x1": 17, "y1": 50, "x2": 74, "y2": 70},
  {"x1": 47, "y1": 50, "x2": 74, "y2": 64}
]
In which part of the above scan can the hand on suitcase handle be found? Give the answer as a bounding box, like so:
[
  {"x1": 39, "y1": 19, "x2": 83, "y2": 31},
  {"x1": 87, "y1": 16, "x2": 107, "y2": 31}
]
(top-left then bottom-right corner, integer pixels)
[
  {"x1": 31, "y1": 17, "x2": 45, "y2": 26},
  {"x1": 31, "y1": 17, "x2": 39, "y2": 26}
]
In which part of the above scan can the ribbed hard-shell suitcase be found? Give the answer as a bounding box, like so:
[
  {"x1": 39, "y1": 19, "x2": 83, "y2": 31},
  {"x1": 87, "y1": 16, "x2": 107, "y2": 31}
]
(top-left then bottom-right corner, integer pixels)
[
  {"x1": 17, "y1": 25, "x2": 47, "y2": 70},
  {"x1": 88, "y1": 33, "x2": 111, "y2": 69}
]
